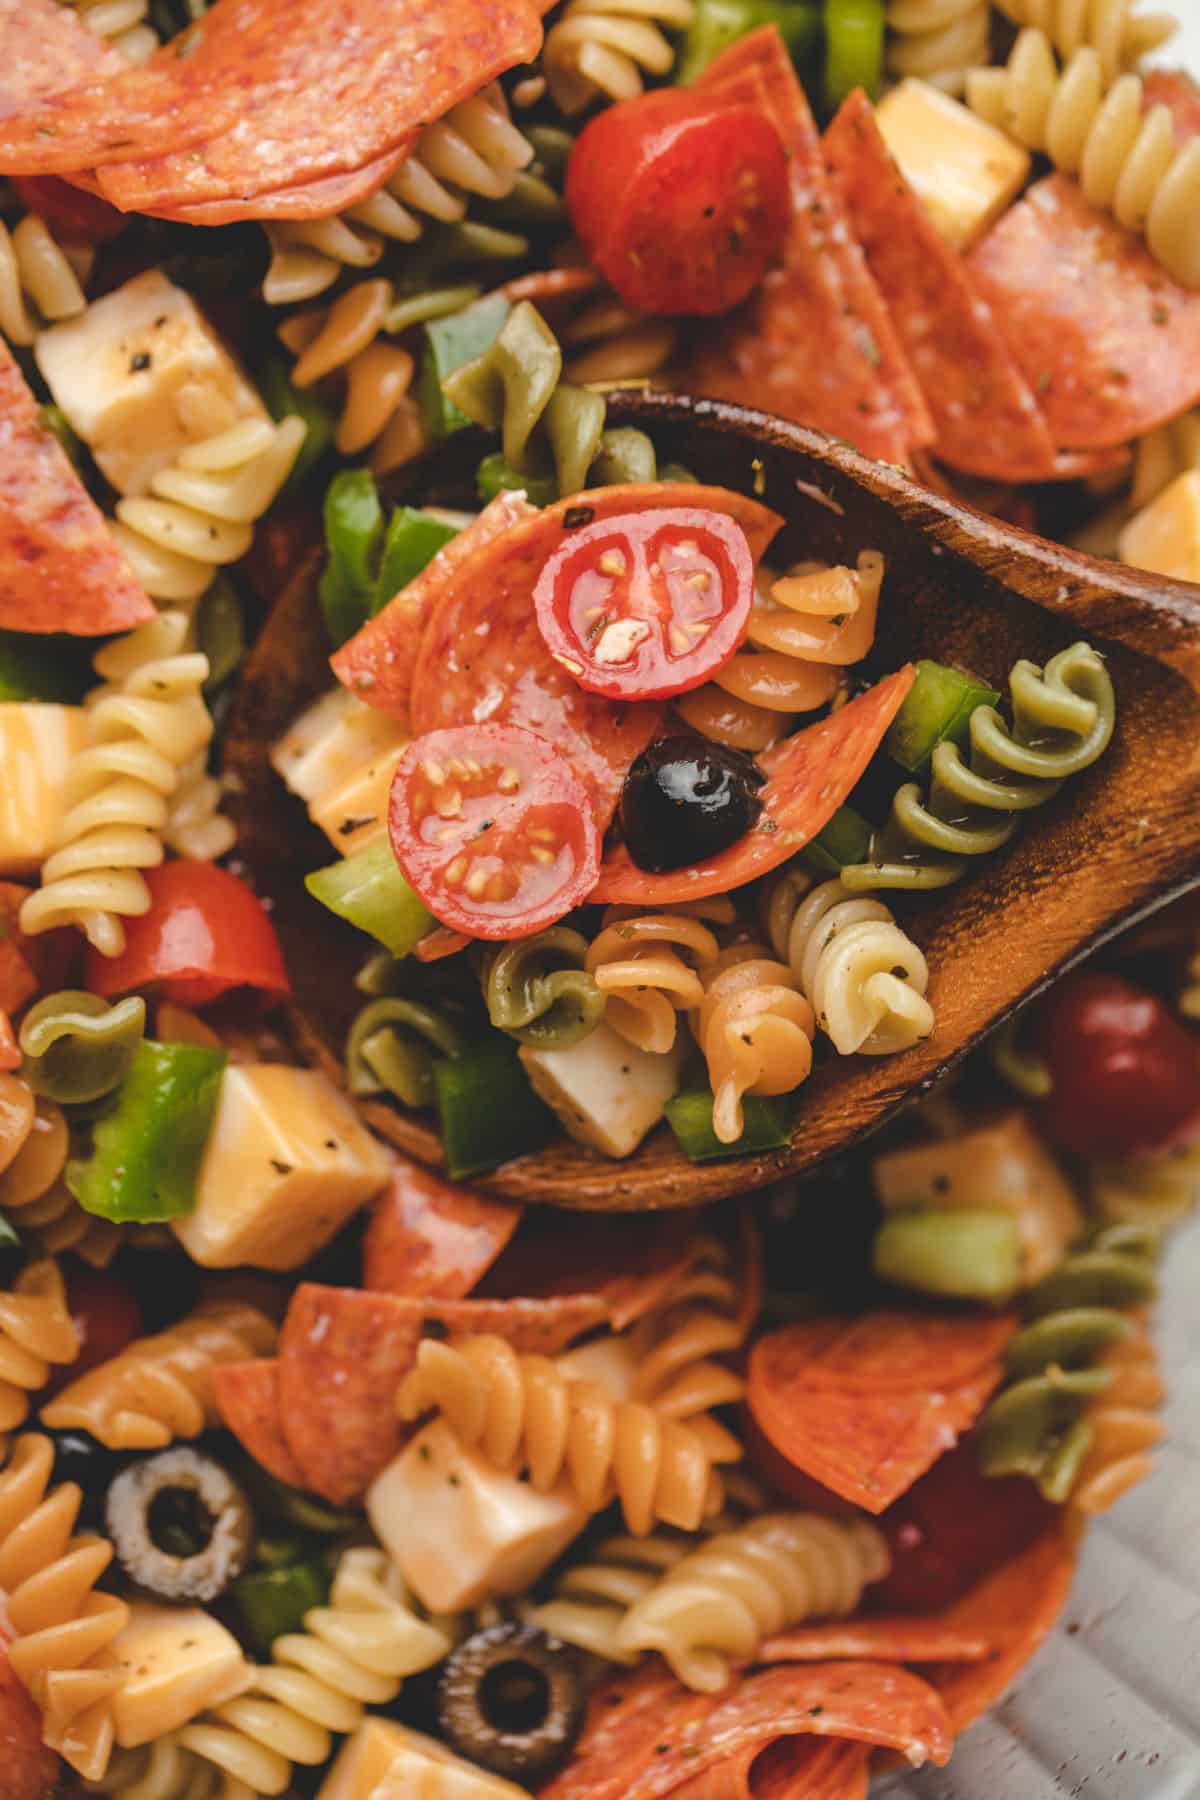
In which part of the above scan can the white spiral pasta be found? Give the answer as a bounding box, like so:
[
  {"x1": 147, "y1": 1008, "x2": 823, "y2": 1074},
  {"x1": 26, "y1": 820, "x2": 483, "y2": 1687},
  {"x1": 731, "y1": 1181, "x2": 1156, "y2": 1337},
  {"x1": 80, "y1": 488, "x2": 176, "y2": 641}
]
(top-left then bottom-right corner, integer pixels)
[
  {"x1": 991, "y1": 0, "x2": 1176, "y2": 81},
  {"x1": 967, "y1": 30, "x2": 1200, "y2": 287},
  {"x1": 1089, "y1": 1143, "x2": 1200, "y2": 1229},
  {"x1": 64, "y1": 0, "x2": 158, "y2": 63},
  {"x1": 765, "y1": 874, "x2": 935, "y2": 1058},
  {"x1": 613, "y1": 1513, "x2": 890, "y2": 1691},
  {"x1": 0, "y1": 213, "x2": 88, "y2": 346},
  {"x1": 19, "y1": 612, "x2": 215, "y2": 958},
  {"x1": 544, "y1": 0, "x2": 696, "y2": 114},
  {"x1": 530, "y1": 1533, "x2": 691, "y2": 1664},
  {"x1": 886, "y1": 0, "x2": 992, "y2": 95},
  {"x1": 87, "y1": 1737, "x2": 252, "y2": 1799}
]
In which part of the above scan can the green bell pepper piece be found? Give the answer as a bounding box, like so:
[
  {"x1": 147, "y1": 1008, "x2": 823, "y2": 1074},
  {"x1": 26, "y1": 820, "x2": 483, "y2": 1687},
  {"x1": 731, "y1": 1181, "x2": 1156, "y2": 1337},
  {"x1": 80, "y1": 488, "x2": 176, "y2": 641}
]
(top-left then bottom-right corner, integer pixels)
[
  {"x1": 873, "y1": 1209, "x2": 1022, "y2": 1301},
  {"x1": 0, "y1": 632, "x2": 91, "y2": 704},
  {"x1": 665, "y1": 1090, "x2": 793, "y2": 1161},
  {"x1": 433, "y1": 1040, "x2": 557, "y2": 1179},
  {"x1": 374, "y1": 508, "x2": 459, "y2": 614},
  {"x1": 306, "y1": 840, "x2": 433, "y2": 960},
  {"x1": 887, "y1": 659, "x2": 1001, "y2": 773},
  {"x1": 0, "y1": 1212, "x2": 20, "y2": 1250},
  {"x1": 259, "y1": 355, "x2": 335, "y2": 496},
  {"x1": 823, "y1": 0, "x2": 885, "y2": 108},
  {"x1": 40, "y1": 404, "x2": 86, "y2": 474},
  {"x1": 677, "y1": 0, "x2": 821, "y2": 81},
  {"x1": 476, "y1": 451, "x2": 558, "y2": 509},
  {"x1": 417, "y1": 291, "x2": 511, "y2": 442},
  {"x1": 318, "y1": 469, "x2": 384, "y2": 647},
  {"x1": 798, "y1": 803, "x2": 873, "y2": 877},
  {"x1": 231, "y1": 1560, "x2": 330, "y2": 1653},
  {"x1": 196, "y1": 577, "x2": 245, "y2": 693},
  {"x1": 67, "y1": 1041, "x2": 227, "y2": 1222}
]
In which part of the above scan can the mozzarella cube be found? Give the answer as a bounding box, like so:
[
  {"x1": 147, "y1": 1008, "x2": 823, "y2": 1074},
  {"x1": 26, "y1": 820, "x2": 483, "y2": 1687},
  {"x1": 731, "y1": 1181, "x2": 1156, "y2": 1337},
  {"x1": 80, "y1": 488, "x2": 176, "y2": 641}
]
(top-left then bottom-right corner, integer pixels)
[
  {"x1": 110, "y1": 1604, "x2": 250, "y2": 1748},
  {"x1": 171, "y1": 1065, "x2": 392, "y2": 1269},
  {"x1": 317, "y1": 1718, "x2": 530, "y2": 1800},
  {"x1": 310, "y1": 739, "x2": 409, "y2": 856},
  {"x1": 876, "y1": 80, "x2": 1032, "y2": 249},
  {"x1": 35, "y1": 270, "x2": 266, "y2": 496},
  {"x1": 520, "y1": 1023, "x2": 682, "y2": 1159},
  {"x1": 0, "y1": 704, "x2": 89, "y2": 876},
  {"x1": 1119, "y1": 470, "x2": 1200, "y2": 584},
  {"x1": 272, "y1": 687, "x2": 408, "y2": 809},
  {"x1": 557, "y1": 1332, "x2": 639, "y2": 1398},
  {"x1": 367, "y1": 1419, "x2": 588, "y2": 1613}
]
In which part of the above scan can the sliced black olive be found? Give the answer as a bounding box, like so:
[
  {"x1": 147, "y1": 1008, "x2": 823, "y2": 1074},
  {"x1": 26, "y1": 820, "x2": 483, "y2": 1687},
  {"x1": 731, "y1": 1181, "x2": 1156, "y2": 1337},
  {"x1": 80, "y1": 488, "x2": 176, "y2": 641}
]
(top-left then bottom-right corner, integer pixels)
[
  {"x1": 46, "y1": 1429, "x2": 123, "y2": 1500},
  {"x1": 619, "y1": 737, "x2": 766, "y2": 872},
  {"x1": 106, "y1": 1447, "x2": 255, "y2": 1603},
  {"x1": 437, "y1": 1621, "x2": 585, "y2": 1782}
]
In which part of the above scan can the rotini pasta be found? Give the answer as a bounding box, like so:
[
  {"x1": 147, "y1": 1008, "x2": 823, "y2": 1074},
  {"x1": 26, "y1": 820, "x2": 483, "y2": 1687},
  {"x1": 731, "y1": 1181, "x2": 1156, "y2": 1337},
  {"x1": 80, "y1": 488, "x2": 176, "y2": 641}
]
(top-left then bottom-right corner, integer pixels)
[
  {"x1": 967, "y1": 31, "x2": 1200, "y2": 287},
  {"x1": 885, "y1": 0, "x2": 991, "y2": 95},
  {"x1": 0, "y1": 1432, "x2": 131, "y2": 1780},
  {"x1": 529, "y1": 1532, "x2": 692, "y2": 1664},
  {"x1": 18, "y1": 991, "x2": 145, "y2": 1106},
  {"x1": 397, "y1": 1333, "x2": 740, "y2": 1536},
  {"x1": 584, "y1": 912, "x2": 719, "y2": 1055},
  {"x1": 1069, "y1": 1320, "x2": 1165, "y2": 1514},
  {"x1": 691, "y1": 945, "x2": 816, "y2": 1144},
  {"x1": 345, "y1": 994, "x2": 464, "y2": 1108},
  {"x1": 676, "y1": 556, "x2": 881, "y2": 754},
  {"x1": 0, "y1": 1260, "x2": 78, "y2": 1453},
  {"x1": 64, "y1": 0, "x2": 158, "y2": 62},
  {"x1": 840, "y1": 641, "x2": 1116, "y2": 894},
  {"x1": 1089, "y1": 1143, "x2": 1200, "y2": 1229},
  {"x1": 483, "y1": 928, "x2": 606, "y2": 1049},
  {"x1": 176, "y1": 1547, "x2": 452, "y2": 1797},
  {"x1": 561, "y1": 293, "x2": 678, "y2": 390},
  {"x1": 0, "y1": 1095, "x2": 125, "y2": 1269},
  {"x1": 764, "y1": 875, "x2": 934, "y2": 1057},
  {"x1": 19, "y1": 612, "x2": 219, "y2": 959},
  {"x1": 991, "y1": 0, "x2": 1176, "y2": 81},
  {"x1": 612, "y1": 1513, "x2": 891, "y2": 1691},
  {"x1": 0, "y1": 213, "x2": 88, "y2": 346},
  {"x1": 628, "y1": 1233, "x2": 750, "y2": 1421},
  {"x1": 544, "y1": 0, "x2": 696, "y2": 115},
  {"x1": 41, "y1": 1301, "x2": 277, "y2": 1450},
  {"x1": 86, "y1": 1735, "x2": 248, "y2": 1798}
]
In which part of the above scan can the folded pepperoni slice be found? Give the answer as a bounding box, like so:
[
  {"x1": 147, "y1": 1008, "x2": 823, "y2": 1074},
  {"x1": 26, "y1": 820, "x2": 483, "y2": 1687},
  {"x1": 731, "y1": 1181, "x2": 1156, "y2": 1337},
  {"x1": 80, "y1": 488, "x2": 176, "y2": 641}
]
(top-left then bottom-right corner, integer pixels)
[
  {"x1": 213, "y1": 1359, "x2": 307, "y2": 1491},
  {"x1": 0, "y1": 340, "x2": 154, "y2": 636},
  {"x1": 591, "y1": 666, "x2": 914, "y2": 905},
  {"x1": 363, "y1": 1161, "x2": 523, "y2": 1300},
  {"x1": 1, "y1": 0, "x2": 122, "y2": 114}
]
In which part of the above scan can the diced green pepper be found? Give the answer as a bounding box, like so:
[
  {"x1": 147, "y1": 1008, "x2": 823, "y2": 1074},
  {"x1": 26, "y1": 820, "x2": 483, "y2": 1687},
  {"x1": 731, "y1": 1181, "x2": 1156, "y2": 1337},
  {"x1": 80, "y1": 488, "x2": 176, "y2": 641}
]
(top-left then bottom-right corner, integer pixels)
[
  {"x1": 798, "y1": 803, "x2": 873, "y2": 877},
  {"x1": 476, "y1": 452, "x2": 558, "y2": 509},
  {"x1": 40, "y1": 403, "x2": 86, "y2": 474},
  {"x1": 433, "y1": 1040, "x2": 558, "y2": 1179},
  {"x1": 231, "y1": 1560, "x2": 329, "y2": 1654},
  {"x1": 665, "y1": 1090, "x2": 794, "y2": 1161},
  {"x1": 0, "y1": 632, "x2": 91, "y2": 704},
  {"x1": 374, "y1": 508, "x2": 459, "y2": 614},
  {"x1": 873, "y1": 1209, "x2": 1022, "y2": 1300},
  {"x1": 196, "y1": 577, "x2": 245, "y2": 693},
  {"x1": 383, "y1": 283, "x2": 483, "y2": 337},
  {"x1": 886, "y1": 659, "x2": 1001, "y2": 773},
  {"x1": 823, "y1": 0, "x2": 885, "y2": 108},
  {"x1": 677, "y1": 0, "x2": 821, "y2": 81},
  {"x1": 259, "y1": 355, "x2": 335, "y2": 496},
  {"x1": 318, "y1": 468, "x2": 385, "y2": 647},
  {"x1": 67, "y1": 1041, "x2": 227, "y2": 1222},
  {"x1": 0, "y1": 1212, "x2": 20, "y2": 1250},
  {"x1": 417, "y1": 292, "x2": 512, "y2": 442},
  {"x1": 306, "y1": 840, "x2": 432, "y2": 960}
]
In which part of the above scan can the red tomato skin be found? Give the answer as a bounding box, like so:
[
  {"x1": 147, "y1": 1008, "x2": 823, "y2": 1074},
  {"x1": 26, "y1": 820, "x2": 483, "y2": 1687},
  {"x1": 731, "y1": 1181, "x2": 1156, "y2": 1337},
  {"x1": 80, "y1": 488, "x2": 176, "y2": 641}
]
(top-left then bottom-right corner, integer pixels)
[
  {"x1": 9, "y1": 176, "x2": 126, "y2": 245},
  {"x1": 566, "y1": 88, "x2": 789, "y2": 316},
  {"x1": 42, "y1": 1266, "x2": 142, "y2": 1401},
  {"x1": 389, "y1": 724, "x2": 601, "y2": 941},
  {"x1": 85, "y1": 862, "x2": 290, "y2": 1007},
  {"x1": 533, "y1": 507, "x2": 754, "y2": 702},
  {"x1": 1035, "y1": 970, "x2": 1200, "y2": 1161}
]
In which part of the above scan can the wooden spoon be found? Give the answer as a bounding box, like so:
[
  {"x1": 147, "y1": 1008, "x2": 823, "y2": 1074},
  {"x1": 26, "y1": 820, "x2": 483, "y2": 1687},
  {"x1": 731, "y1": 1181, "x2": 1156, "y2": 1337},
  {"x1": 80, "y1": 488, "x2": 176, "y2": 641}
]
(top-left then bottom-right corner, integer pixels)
[{"x1": 226, "y1": 394, "x2": 1200, "y2": 1210}]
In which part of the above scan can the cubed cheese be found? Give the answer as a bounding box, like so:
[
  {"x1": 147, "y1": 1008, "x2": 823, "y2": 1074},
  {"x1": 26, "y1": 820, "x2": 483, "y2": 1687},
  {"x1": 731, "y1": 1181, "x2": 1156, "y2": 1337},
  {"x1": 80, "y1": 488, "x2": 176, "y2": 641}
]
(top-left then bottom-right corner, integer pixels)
[
  {"x1": 310, "y1": 740, "x2": 409, "y2": 856},
  {"x1": 0, "y1": 704, "x2": 89, "y2": 876},
  {"x1": 876, "y1": 79, "x2": 1032, "y2": 249},
  {"x1": 557, "y1": 1332, "x2": 639, "y2": 1398},
  {"x1": 35, "y1": 270, "x2": 266, "y2": 496},
  {"x1": 272, "y1": 687, "x2": 409, "y2": 809},
  {"x1": 873, "y1": 1111, "x2": 1082, "y2": 1285},
  {"x1": 317, "y1": 1718, "x2": 529, "y2": 1800},
  {"x1": 171, "y1": 1065, "x2": 392, "y2": 1269},
  {"x1": 1119, "y1": 469, "x2": 1200, "y2": 584},
  {"x1": 367, "y1": 1419, "x2": 588, "y2": 1613},
  {"x1": 520, "y1": 1023, "x2": 682, "y2": 1159},
  {"x1": 110, "y1": 1603, "x2": 250, "y2": 1749}
]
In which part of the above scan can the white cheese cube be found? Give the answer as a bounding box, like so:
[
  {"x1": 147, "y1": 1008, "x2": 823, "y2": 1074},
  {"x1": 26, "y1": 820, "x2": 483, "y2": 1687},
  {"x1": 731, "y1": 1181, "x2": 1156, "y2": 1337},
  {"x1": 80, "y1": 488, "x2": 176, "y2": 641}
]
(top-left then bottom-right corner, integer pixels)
[
  {"x1": 0, "y1": 704, "x2": 89, "y2": 876},
  {"x1": 317, "y1": 1718, "x2": 530, "y2": 1800},
  {"x1": 310, "y1": 739, "x2": 409, "y2": 856},
  {"x1": 557, "y1": 1332, "x2": 639, "y2": 1398},
  {"x1": 35, "y1": 270, "x2": 266, "y2": 496},
  {"x1": 171, "y1": 1065, "x2": 392, "y2": 1270},
  {"x1": 367, "y1": 1419, "x2": 588, "y2": 1613},
  {"x1": 110, "y1": 1603, "x2": 249, "y2": 1749},
  {"x1": 876, "y1": 80, "x2": 1032, "y2": 249},
  {"x1": 271, "y1": 687, "x2": 408, "y2": 809},
  {"x1": 520, "y1": 1023, "x2": 682, "y2": 1159},
  {"x1": 1119, "y1": 470, "x2": 1200, "y2": 584}
]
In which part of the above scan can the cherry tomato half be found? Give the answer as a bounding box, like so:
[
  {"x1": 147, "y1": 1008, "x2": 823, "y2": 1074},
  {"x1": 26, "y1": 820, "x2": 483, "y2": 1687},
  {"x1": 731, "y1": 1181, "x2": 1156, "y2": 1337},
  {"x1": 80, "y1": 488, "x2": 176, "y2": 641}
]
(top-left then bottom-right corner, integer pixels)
[
  {"x1": 533, "y1": 507, "x2": 754, "y2": 702},
  {"x1": 565, "y1": 87, "x2": 790, "y2": 317},
  {"x1": 388, "y1": 724, "x2": 600, "y2": 941},
  {"x1": 1035, "y1": 970, "x2": 1200, "y2": 1161},
  {"x1": 9, "y1": 176, "x2": 126, "y2": 245},
  {"x1": 45, "y1": 1266, "x2": 142, "y2": 1398},
  {"x1": 86, "y1": 861, "x2": 291, "y2": 1009}
]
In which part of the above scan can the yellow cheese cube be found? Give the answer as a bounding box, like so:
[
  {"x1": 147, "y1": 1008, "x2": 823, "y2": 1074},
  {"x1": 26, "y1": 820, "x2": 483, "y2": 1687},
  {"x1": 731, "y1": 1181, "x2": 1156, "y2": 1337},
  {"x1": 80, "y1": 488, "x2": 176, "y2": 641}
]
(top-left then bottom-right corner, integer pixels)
[
  {"x1": 317, "y1": 1718, "x2": 530, "y2": 1800},
  {"x1": 367, "y1": 1419, "x2": 588, "y2": 1613},
  {"x1": 171, "y1": 1065, "x2": 392, "y2": 1269},
  {"x1": 0, "y1": 704, "x2": 89, "y2": 876},
  {"x1": 35, "y1": 270, "x2": 266, "y2": 496},
  {"x1": 1119, "y1": 469, "x2": 1200, "y2": 584},
  {"x1": 110, "y1": 1603, "x2": 250, "y2": 1749},
  {"x1": 876, "y1": 80, "x2": 1032, "y2": 249},
  {"x1": 310, "y1": 739, "x2": 409, "y2": 856}
]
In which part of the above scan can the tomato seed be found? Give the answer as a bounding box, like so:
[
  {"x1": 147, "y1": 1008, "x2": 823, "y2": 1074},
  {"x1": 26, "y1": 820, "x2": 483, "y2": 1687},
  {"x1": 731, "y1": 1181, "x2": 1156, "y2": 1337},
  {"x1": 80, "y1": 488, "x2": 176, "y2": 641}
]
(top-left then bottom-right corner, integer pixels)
[
  {"x1": 497, "y1": 766, "x2": 521, "y2": 793},
  {"x1": 444, "y1": 856, "x2": 467, "y2": 887},
  {"x1": 465, "y1": 865, "x2": 490, "y2": 899}
]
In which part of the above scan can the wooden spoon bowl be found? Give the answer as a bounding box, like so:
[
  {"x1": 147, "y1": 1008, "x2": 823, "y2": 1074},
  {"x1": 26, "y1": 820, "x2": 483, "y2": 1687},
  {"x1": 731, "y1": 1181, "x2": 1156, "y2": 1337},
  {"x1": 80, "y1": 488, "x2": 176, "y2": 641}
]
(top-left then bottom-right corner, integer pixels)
[{"x1": 226, "y1": 393, "x2": 1200, "y2": 1210}]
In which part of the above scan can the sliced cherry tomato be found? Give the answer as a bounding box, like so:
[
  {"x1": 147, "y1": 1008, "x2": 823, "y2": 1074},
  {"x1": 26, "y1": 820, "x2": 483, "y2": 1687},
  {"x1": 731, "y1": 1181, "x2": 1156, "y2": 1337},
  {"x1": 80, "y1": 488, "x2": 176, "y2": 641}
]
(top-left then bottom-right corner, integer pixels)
[
  {"x1": 9, "y1": 176, "x2": 126, "y2": 245},
  {"x1": 44, "y1": 1265, "x2": 142, "y2": 1398},
  {"x1": 0, "y1": 1012, "x2": 17, "y2": 1073},
  {"x1": 533, "y1": 507, "x2": 754, "y2": 701},
  {"x1": 86, "y1": 861, "x2": 291, "y2": 1009},
  {"x1": 388, "y1": 724, "x2": 600, "y2": 941},
  {"x1": 565, "y1": 87, "x2": 789, "y2": 316},
  {"x1": 1035, "y1": 970, "x2": 1200, "y2": 1161}
]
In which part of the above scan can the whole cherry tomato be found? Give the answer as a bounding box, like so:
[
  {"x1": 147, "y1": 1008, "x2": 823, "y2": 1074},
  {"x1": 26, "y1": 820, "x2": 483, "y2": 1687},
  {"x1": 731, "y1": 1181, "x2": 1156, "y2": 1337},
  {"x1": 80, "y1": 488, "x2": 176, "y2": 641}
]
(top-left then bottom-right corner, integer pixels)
[
  {"x1": 565, "y1": 87, "x2": 789, "y2": 316},
  {"x1": 1035, "y1": 970, "x2": 1200, "y2": 1161}
]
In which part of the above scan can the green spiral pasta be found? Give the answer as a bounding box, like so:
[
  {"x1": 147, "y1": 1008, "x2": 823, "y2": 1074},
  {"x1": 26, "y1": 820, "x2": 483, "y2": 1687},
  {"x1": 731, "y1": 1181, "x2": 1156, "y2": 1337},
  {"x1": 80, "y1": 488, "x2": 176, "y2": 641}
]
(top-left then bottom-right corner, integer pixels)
[
  {"x1": 482, "y1": 927, "x2": 606, "y2": 1048},
  {"x1": 345, "y1": 998, "x2": 465, "y2": 1108},
  {"x1": 841, "y1": 642, "x2": 1117, "y2": 892},
  {"x1": 18, "y1": 992, "x2": 147, "y2": 1106}
]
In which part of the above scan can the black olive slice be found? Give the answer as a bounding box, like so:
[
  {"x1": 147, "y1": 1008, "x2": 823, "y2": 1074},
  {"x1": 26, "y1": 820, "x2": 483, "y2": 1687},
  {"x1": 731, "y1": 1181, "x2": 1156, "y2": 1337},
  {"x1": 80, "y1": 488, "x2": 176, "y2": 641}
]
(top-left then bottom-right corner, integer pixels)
[
  {"x1": 106, "y1": 1447, "x2": 255, "y2": 1603},
  {"x1": 619, "y1": 737, "x2": 765, "y2": 872},
  {"x1": 45, "y1": 1429, "x2": 123, "y2": 1499},
  {"x1": 437, "y1": 1621, "x2": 585, "y2": 1782}
]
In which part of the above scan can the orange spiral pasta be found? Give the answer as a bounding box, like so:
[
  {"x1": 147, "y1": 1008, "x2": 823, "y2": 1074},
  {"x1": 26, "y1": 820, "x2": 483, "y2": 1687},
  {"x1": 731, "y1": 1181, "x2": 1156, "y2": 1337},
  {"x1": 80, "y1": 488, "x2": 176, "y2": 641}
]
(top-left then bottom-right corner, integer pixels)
[
  {"x1": 1071, "y1": 1322, "x2": 1166, "y2": 1515},
  {"x1": 585, "y1": 911, "x2": 720, "y2": 1054},
  {"x1": 691, "y1": 946, "x2": 816, "y2": 1144},
  {"x1": 0, "y1": 1432, "x2": 131, "y2": 1780},
  {"x1": 630, "y1": 1234, "x2": 749, "y2": 1421},
  {"x1": 397, "y1": 1334, "x2": 740, "y2": 1536},
  {"x1": 0, "y1": 1093, "x2": 124, "y2": 1270},
  {"x1": 0, "y1": 1260, "x2": 78, "y2": 1453}
]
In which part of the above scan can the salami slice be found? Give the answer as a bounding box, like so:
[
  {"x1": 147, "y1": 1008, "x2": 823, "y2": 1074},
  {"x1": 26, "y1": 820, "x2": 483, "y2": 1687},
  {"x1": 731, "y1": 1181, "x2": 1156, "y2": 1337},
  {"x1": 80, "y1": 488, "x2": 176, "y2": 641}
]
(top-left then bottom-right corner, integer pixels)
[
  {"x1": 968, "y1": 175, "x2": 1200, "y2": 451},
  {"x1": 410, "y1": 484, "x2": 782, "y2": 829},
  {"x1": 154, "y1": 148, "x2": 405, "y2": 228},
  {"x1": 759, "y1": 1618, "x2": 990, "y2": 1666},
  {"x1": 478, "y1": 1208, "x2": 704, "y2": 1330},
  {"x1": 665, "y1": 1736, "x2": 870, "y2": 1800},
  {"x1": 213, "y1": 1358, "x2": 307, "y2": 1490},
  {"x1": 0, "y1": 341, "x2": 154, "y2": 636},
  {"x1": 751, "y1": 1312, "x2": 1017, "y2": 1395},
  {"x1": 363, "y1": 1161, "x2": 523, "y2": 1300},
  {"x1": 0, "y1": 0, "x2": 123, "y2": 116},
  {"x1": 824, "y1": 92, "x2": 1061, "y2": 485},
  {"x1": 591, "y1": 666, "x2": 914, "y2": 905},
  {"x1": 682, "y1": 28, "x2": 934, "y2": 467}
]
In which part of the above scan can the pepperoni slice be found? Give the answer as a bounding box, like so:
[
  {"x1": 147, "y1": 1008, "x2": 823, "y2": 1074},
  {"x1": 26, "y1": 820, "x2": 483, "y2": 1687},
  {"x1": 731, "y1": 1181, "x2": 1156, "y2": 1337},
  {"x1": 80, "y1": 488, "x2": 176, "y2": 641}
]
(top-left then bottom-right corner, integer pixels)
[
  {"x1": 363, "y1": 1162, "x2": 523, "y2": 1300},
  {"x1": 214, "y1": 1359, "x2": 307, "y2": 1490}
]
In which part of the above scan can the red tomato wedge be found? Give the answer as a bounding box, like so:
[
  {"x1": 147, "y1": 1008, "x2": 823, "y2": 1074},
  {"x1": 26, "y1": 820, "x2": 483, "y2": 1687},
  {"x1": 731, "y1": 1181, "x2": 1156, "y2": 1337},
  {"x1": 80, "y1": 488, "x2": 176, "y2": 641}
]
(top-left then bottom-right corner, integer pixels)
[
  {"x1": 566, "y1": 86, "x2": 789, "y2": 316},
  {"x1": 533, "y1": 507, "x2": 755, "y2": 701},
  {"x1": 389, "y1": 724, "x2": 601, "y2": 940},
  {"x1": 86, "y1": 861, "x2": 290, "y2": 1008},
  {"x1": 0, "y1": 1012, "x2": 18, "y2": 1074}
]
